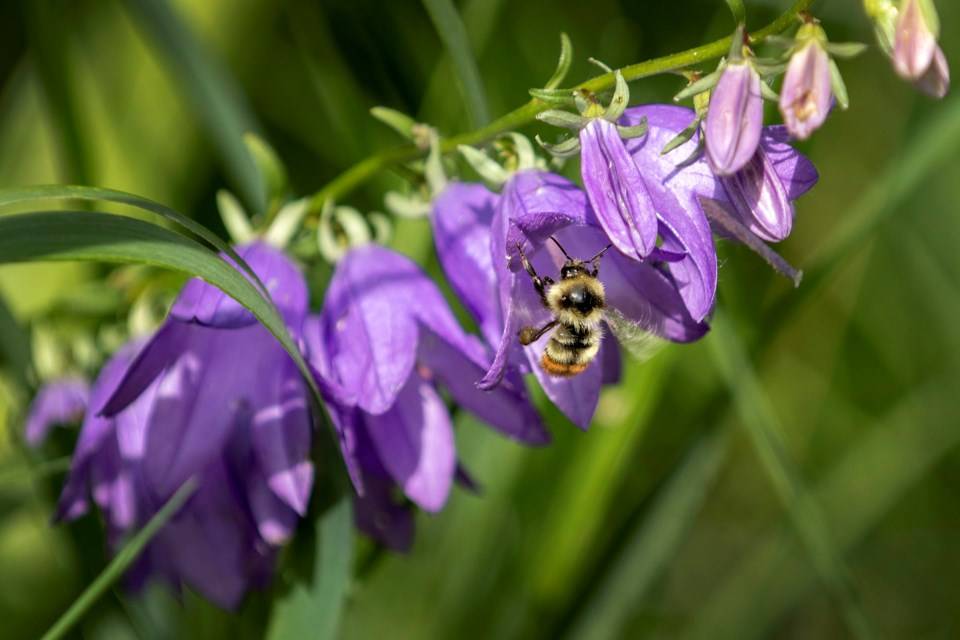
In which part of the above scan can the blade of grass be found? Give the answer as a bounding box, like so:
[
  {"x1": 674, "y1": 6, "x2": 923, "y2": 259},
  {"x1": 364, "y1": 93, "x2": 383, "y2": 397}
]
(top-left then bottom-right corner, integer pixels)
[
  {"x1": 267, "y1": 499, "x2": 354, "y2": 640},
  {"x1": 39, "y1": 478, "x2": 198, "y2": 640},
  {"x1": 420, "y1": 0, "x2": 490, "y2": 128},
  {"x1": 707, "y1": 312, "x2": 875, "y2": 640},
  {"x1": 565, "y1": 428, "x2": 729, "y2": 640},
  {"x1": 124, "y1": 0, "x2": 265, "y2": 212},
  {"x1": 682, "y1": 375, "x2": 960, "y2": 639}
]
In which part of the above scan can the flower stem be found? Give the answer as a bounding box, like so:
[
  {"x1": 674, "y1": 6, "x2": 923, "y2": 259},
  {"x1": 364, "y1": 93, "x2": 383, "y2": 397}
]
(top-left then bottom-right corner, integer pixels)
[{"x1": 305, "y1": 0, "x2": 814, "y2": 214}]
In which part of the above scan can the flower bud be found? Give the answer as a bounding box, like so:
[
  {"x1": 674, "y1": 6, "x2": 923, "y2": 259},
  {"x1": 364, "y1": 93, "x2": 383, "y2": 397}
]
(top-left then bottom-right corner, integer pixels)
[
  {"x1": 705, "y1": 61, "x2": 764, "y2": 176},
  {"x1": 893, "y1": 0, "x2": 938, "y2": 80},
  {"x1": 779, "y1": 29, "x2": 832, "y2": 140},
  {"x1": 719, "y1": 146, "x2": 793, "y2": 243},
  {"x1": 915, "y1": 44, "x2": 950, "y2": 98}
]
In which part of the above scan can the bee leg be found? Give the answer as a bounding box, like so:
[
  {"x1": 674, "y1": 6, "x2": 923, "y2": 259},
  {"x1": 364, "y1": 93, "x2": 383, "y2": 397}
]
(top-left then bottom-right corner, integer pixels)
[
  {"x1": 516, "y1": 242, "x2": 553, "y2": 306},
  {"x1": 519, "y1": 320, "x2": 558, "y2": 345}
]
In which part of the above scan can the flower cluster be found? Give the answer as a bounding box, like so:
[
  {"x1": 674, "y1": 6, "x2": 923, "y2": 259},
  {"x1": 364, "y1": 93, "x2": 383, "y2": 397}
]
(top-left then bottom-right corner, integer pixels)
[{"x1": 27, "y1": 4, "x2": 943, "y2": 610}]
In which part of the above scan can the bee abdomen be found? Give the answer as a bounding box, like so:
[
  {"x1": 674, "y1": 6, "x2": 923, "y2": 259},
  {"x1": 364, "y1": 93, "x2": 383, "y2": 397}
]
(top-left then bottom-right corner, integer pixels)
[{"x1": 541, "y1": 325, "x2": 601, "y2": 377}]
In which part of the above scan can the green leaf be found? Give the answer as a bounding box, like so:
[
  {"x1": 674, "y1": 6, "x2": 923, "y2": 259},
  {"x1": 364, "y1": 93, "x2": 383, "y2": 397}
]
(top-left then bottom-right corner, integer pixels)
[
  {"x1": 420, "y1": 0, "x2": 490, "y2": 128},
  {"x1": 0, "y1": 211, "x2": 323, "y2": 412},
  {"x1": 125, "y1": 0, "x2": 266, "y2": 213},
  {"x1": 724, "y1": 0, "x2": 746, "y2": 25},
  {"x1": 0, "y1": 292, "x2": 31, "y2": 390},
  {"x1": 40, "y1": 479, "x2": 198, "y2": 640},
  {"x1": 267, "y1": 499, "x2": 354, "y2": 640},
  {"x1": 0, "y1": 185, "x2": 268, "y2": 299},
  {"x1": 369, "y1": 106, "x2": 418, "y2": 140},
  {"x1": 544, "y1": 33, "x2": 574, "y2": 90},
  {"x1": 825, "y1": 42, "x2": 869, "y2": 58},
  {"x1": 244, "y1": 133, "x2": 289, "y2": 205},
  {"x1": 707, "y1": 313, "x2": 876, "y2": 640},
  {"x1": 566, "y1": 428, "x2": 728, "y2": 640},
  {"x1": 829, "y1": 58, "x2": 850, "y2": 110}
]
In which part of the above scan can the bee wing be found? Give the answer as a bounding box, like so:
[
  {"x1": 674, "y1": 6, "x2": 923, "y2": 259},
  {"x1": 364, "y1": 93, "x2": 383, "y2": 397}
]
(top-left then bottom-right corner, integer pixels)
[{"x1": 603, "y1": 308, "x2": 664, "y2": 363}]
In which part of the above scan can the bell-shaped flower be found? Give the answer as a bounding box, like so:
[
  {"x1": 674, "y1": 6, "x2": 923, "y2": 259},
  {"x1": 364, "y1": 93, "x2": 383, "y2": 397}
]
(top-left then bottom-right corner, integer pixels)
[
  {"x1": 24, "y1": 377, "x2": 89, "y2": 447},
  {"x1": 622, "y1": 105, "x2": 818, "y2": 254},
  {"x1": 304, "y1": 245, "x2": 546, "y2": 547},
  {"x1": 55, "y1": 242, "x2": 315, "y2": 608},
  {"x1": 442, "y1": 171, "x2": 709, "y2": 429},
  {"x1": 779, "y1": 34, "x2": 833, "y2": 140},
  {"x1": 705, "y1": 60, "x2": 764, "y2": 176}
]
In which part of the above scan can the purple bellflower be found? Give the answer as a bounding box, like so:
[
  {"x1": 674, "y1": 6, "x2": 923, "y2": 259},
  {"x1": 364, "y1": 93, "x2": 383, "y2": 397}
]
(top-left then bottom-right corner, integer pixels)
[
  {"x1": 304, "y1": 244, "x2": 546, "y2": 550},
  {"x1": 56, "y1": 242, "x2": 314, "y2": 608},
  {"x1": 705, "y1": 60, "x2": 764, "y2": 176},
  {"x1": 24, "y1": 377, "x2": 89, "y2": 447},
  {"x1": 432, "y1": 172, "x2": 708, "y2": 429},
  {"x1": 621, "y1": 105, "x2": 818, "y2": 248},
  {"x1": 779, "y1": 26, "x2": 833, "y2": 140},
  {"x1": 892, "y1": 0, "x2": 950, "y2": 98}
]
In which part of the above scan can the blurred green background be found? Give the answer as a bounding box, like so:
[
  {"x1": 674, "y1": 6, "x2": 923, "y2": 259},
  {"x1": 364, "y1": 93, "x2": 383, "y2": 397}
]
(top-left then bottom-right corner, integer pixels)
[{"x1": 1, "y1": 0, "x2": 959, "y2": 638}]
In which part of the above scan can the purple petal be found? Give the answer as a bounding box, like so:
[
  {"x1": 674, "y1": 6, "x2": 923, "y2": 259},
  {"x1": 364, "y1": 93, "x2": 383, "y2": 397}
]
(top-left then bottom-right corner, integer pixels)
[
  {"x1": 760, "y1": 126, "x2": 819, "y2": 199},
  {"x1": 250, "y1": 362, "x2": 313, "y2": 515},
  {"x1": 171, "y1": 242, "x2": 308, "y2": 329},
  {"x1": 353, "y1": 472, "x2": 414, "y2": 552},
  {"x1": 363, "y1": 376, "x2": 455, "y2": 512},
  {"x1": 579, "y1": 118, "x2": 658, "y2": 259},
  {"x1": 719, "y1": 147, "x2": 794, "y2": 242},
  {"x1": 620, "y1": 105, "x2": 720, "y2": 321},
  {"x1": 893, "y1": 0, "x2": 937, "y2": 80},
  {"x1": 431, "y1": 183, "x2": 503, "y2": 346},
  {"x1": 24, "y1": 378, "x2": 89, "y2": 447},
  {"x1": 56, "y1": 341, "x2": 144, "y2": 522},
  {"x1": 418, "y1": 325, "x2": 549, "y2": 444},
  {"x1": 600, "y1": 330, "x2": 622, "y2": 385},
  {"x1": 247, "y1": 471, "x2": 300, "y2": 545},
  {"x1": 779, "y1": 41, "x2": 832, "y2": 140},
  {"x1": 142, "y1": 324, "x2": 280, "y2": 498},
  {"x1": 705, "y1": 62, "x2": 764, "y2": 175}
]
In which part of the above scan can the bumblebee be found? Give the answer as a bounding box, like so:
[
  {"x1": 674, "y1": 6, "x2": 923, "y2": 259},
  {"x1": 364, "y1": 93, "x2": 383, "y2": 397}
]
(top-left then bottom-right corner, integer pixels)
[{"x1": 517, "y1": 237, "x2": 613, "y2": 377}]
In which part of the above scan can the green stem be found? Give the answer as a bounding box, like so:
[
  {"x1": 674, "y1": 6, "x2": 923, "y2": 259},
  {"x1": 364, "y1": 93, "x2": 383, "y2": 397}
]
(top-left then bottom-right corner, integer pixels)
[
  {"x1": 40, "y1": 479, "x2": 198, "y2": 640},
  {"x1": 306, "y1": 0, "x2": 813, "y2": 213}
]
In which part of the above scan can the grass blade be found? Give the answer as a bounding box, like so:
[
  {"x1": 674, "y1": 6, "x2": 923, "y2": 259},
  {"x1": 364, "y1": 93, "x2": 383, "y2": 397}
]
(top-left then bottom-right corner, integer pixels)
[
  {"x1": 39, "y1": 479, "x2": 198, "y2": 640},
  {"x1": 267, "y1": 499, "x2": 354, "y2": 640},
  {"x1": 420, "y1": 0, "x2": 490, "y2": 128},
  {"x1": 124, "y1": 0, "x2": 266, "y2": 212},
  {"x1": 565, "y1": 428, "x2": 728, "y2": 640},
  {"x1": 707, "y1": 312, "x2": 875, "y2": 640},
  {"x1": 683, "y1": 376, "x2": 960, "y2": 639}
]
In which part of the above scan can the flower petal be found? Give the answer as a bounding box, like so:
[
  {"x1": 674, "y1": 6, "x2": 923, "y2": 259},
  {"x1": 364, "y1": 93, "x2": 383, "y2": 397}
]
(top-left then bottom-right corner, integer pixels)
[
  {"x1": 353, "y1": 471, "x2": 414, "y2": 552},
  {"x1": 419, "y1": 325, "x2": 549, "y2": 444},
  {"x1": 431, "y1": 183, "x2": 503, "y2": 346},
  {"x1": 170, "y1": 242, "x2": 308, "y2": 329},
  {"x1": 363, "y1": 376, "x2": 455, "y2": 512},
  {"x1": 760, "y1": 126, "x2": 819, "y2": 200},
  {"x1": 893, "y1": 0, "x2": 937, "y2": 80},
  {"x1": 916, "y1": 44, "x2": 950, "y2": 98},
  {"x1": 779, "y1": 41, "x2": 832, "y2": 140},
  {"x1": 24, "y1": 378, "x2": 89, "y2": 447},
  {"x1": 579, "y1": 118, "x2": 658, "y2": 259},
  {"x1": 720, "y1": 147, "x2": 794, "y2": 242}
]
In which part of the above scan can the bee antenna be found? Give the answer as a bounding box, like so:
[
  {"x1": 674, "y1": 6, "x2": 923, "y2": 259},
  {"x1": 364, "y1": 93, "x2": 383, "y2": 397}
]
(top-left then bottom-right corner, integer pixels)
[
  {"x1": 548, "y1": 236, "x2": 573, "y2": 261},
  {"x1": 589, "y1": 243, "x2": 614, "y2": 263}
]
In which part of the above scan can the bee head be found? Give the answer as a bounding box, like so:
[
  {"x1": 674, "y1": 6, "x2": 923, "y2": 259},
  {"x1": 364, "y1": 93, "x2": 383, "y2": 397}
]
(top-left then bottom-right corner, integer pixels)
[{"x1": 560, "y1": 260, "x2": 588, "y2": 280}]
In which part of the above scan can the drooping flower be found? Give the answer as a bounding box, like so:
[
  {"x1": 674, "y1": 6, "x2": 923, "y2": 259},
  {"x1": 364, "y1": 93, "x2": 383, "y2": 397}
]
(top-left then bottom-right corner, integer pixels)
[
  {"x1": 705, "y1": 60, "x2": 764, "y2": 176},
  {"x1": 435, "y1": 171, "x2": 709, "y2": 429},
  {"x1": 304, "y1": 244, "x2": 546, "y2": 549},
  {"x1": 622, "y1": 105, "x2": 818, "y2": 250},
  {"x1": 56, "y1": 242, "x2": 314, "y2": 608},
  {"x1": 24, "y1": 377, "x2": 89, "y2": 447},
  {"x1": 779, "y1": 26, "x2": 833, "y2": 140}
]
